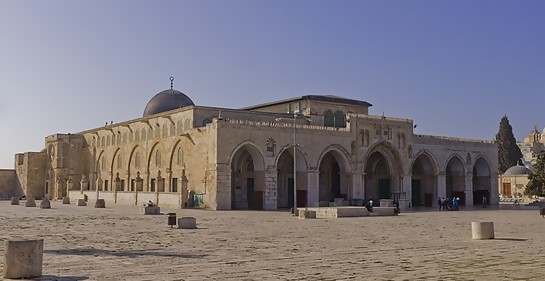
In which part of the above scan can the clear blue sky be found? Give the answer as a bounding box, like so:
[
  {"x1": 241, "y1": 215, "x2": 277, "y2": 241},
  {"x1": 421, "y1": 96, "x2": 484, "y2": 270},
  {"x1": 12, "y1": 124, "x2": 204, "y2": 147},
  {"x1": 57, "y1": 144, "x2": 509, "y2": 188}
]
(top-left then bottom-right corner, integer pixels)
[{"x1": 1, "y1": 0, "x2": 544, "y2": 168}]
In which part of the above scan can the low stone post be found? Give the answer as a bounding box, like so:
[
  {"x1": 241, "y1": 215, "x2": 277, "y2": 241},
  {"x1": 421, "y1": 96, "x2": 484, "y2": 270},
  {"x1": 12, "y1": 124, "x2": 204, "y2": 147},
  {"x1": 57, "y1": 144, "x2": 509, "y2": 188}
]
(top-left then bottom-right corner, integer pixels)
[
  {"x1": 76, "y1": 199, "x2": 86, "y2": 206},
  {"x1": 298, "y1": 209, "x2": 317, "y2": 219},
  {"x1": 178, "y1": 217, "x2": 197, "y2": 229},
  {"x1": 94, "y1": 199, "x2": 106, "y2": 208},
  {"x1": 471, "y1": 222, "x2": 495, "y2": 240},
  {"x1": 3, "y1": 239, "x2": 43, "y2": 279},
  {"x1": 62, "y1": 197, "x2": 70, "y2": 204},
  {"x1": 11, "y1": 197, "x2": 20, "y2": 205},
  {"x1": 25, "y1": 198, "x2": 36, "y2": 207},
  {"x1": 40, "y1": 198, "x2": 51, "y2": 209}
]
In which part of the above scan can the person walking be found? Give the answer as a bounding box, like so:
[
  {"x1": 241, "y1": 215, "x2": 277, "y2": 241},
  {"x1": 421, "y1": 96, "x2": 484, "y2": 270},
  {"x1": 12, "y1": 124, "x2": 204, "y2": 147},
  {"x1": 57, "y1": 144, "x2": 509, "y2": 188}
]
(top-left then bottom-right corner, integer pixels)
[
  {"x1": 438, "y1": 197, "x2": 443, "y2": 211},
  {"x1": 482, "y1": 196, "x2": 487, "y2": 208}
]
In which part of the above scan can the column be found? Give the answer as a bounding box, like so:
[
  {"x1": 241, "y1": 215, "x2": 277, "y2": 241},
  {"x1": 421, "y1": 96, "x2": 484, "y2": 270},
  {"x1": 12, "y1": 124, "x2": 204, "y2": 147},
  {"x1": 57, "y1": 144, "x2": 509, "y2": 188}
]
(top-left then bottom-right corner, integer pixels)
[
  {"x1": 351, "y1": 172, "x2": 364, "y2": 204},
  {"x1": 307, "y1": 170, "x2": 319, "y2": 207},
  {"x1": 215, "y1": 164, "x2": 231, "y2": 210},
  {"x1": 437, "y1": 172, "x2": 446, "y2": 199},
  {"x1": 490, "y1": 173, "x2": 499, "y2": 205},
  {"x1": 465, "y1": 172, "x2": 473, "y2": 207},
  {"x1": 181, "y1": 170, "x2": 189, "y2": 208},
  {"x1": 135, "y1": 173, "x2": 143, "y2": 205},
  {"x1": 263, "y1": 169, "x2": 278, "y2": 210}
]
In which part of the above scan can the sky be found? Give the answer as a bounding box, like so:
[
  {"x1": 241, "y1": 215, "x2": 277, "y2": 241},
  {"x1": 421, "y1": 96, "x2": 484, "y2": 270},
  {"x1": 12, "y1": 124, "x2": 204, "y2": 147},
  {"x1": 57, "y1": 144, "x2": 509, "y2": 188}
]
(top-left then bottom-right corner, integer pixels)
[{"x1": 0, "y1": 0, "x2": 544, "y2": 169}]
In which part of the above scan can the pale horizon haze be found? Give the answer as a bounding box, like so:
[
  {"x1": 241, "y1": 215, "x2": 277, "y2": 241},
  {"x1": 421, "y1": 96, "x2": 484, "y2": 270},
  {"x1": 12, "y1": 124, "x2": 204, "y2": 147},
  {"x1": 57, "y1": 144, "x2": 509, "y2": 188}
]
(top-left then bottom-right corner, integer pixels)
[{"x1": 1, "y1": 0, "x2": 544, "y2": 169}]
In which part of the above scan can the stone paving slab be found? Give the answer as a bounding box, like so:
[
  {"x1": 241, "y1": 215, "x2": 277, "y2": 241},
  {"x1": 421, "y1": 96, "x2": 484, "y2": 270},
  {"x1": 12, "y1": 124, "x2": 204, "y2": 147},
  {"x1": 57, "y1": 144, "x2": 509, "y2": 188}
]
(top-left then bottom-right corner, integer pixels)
[{"x1": 0, "y1": 201, "x2": 543, "y2": 280}]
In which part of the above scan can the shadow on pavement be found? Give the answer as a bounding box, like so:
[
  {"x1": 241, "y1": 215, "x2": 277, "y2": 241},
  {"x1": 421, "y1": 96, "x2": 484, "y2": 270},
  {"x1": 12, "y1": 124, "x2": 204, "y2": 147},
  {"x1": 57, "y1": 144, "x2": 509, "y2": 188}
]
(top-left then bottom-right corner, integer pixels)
[{"x1": 44, "y1": 248, "x2": 207, "y2": 259}]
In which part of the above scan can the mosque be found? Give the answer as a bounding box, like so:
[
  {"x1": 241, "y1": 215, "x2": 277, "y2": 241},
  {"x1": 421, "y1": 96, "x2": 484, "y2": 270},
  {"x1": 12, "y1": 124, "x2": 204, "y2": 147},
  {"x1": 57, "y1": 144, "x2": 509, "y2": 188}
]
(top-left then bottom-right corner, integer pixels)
[{"x1": 1, "y1": 78, "x2": 498, "y2": 210}]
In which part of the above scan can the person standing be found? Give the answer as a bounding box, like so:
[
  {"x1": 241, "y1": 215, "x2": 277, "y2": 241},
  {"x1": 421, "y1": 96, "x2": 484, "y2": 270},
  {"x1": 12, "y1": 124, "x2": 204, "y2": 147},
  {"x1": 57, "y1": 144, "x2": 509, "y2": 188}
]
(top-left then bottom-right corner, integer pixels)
[
  {"x1": 438, "y1": 197, "x2": 443, "y2": 211},
  {"x1": 482, "y1": 196, "x2": 487, "y2": 208}
]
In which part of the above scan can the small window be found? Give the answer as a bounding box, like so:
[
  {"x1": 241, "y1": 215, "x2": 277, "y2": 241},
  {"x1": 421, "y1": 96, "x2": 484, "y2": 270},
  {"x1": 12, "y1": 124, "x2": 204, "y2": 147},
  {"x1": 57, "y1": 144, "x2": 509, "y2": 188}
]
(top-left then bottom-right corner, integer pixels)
[
  {"x1": 177, "y1": 148, "x2": 183, "y2": 166},
  {"x1": 162, "y1": 124, "x2": 168, "y2": 138},
  {"x1": 172, "y1": 178, "x2": 178, "y2": 193},
  {"x1": 156, "y1": 150, "x2": 161, "y2": 167},
  {"x1": 150, "y1": 179, "x2": 156, "y2": 192},
  {"x1": 177, "y1": 120, "x2": 183, "y2": 135},
  {"x1": 334, "y1": 111, "x2": 345, "y2": 128},
  {"x1": 135, "y1": 152, "x2": 140, "y2": 168},
  {"x1": 117, "y1": 155, "x2": 122, "y2": 169},
  {"x1": 324, "y1": 110, "x2": 334, "y2": 127}
]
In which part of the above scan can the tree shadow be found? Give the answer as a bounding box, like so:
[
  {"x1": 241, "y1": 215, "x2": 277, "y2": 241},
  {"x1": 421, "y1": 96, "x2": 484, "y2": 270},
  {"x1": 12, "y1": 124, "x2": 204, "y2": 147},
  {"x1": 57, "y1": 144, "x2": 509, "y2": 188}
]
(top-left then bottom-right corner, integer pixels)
[
  {"x1": 494, "y1": 237, "x2": 527, "y2": 242},
  {"x1": 29, "y1": 275, "x2": 89, "y2": 281},
  {"x1": 44, "y1": 248, "x2": 207, "y2": 259}
]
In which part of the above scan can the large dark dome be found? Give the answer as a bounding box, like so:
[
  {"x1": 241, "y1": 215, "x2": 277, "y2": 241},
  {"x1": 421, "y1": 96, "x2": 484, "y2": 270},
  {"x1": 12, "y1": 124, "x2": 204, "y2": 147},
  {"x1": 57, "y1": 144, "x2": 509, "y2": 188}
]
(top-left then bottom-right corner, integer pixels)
[{"x1": 143, "y1": 89, "x2": 195, "y2": 117}]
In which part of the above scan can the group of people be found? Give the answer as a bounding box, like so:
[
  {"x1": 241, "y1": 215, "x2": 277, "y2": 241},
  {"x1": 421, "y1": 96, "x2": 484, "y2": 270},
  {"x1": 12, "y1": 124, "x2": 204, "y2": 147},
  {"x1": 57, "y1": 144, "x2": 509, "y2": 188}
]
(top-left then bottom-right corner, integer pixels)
[{"x1": 438, "y1": 197, "x2": 460, "y2": 211}]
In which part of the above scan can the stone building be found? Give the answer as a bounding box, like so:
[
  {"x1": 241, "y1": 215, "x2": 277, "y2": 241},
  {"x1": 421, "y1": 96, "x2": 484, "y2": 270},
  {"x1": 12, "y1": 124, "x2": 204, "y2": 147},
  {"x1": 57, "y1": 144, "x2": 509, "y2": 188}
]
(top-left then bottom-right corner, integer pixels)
[
  {"x1": 518, "y1": 125, "x2": 545, "y2": 167},
  {"x1": 4, "y1": 81, "x2": 499, "y2": 210},
  {"x1": 498, "y1": 164, "x2": 531, "y2": 198}
]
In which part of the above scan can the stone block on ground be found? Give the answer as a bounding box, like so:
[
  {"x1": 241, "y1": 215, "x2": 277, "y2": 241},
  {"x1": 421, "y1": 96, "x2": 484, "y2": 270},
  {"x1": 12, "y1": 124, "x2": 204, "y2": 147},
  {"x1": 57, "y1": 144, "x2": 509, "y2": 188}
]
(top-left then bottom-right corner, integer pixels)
[
  {"x1": 25, "y1": 198, "x2": 36, "y2": 207},
  {"x1": 178, "y1": 217, "x2": 197, "y2": 229},
  {"x1": 39, "y1": 199, "x2": 51, "y2": 209},
  {"x1": 141, "y1": 206, "x2": 160, "y2": 215},
  {"x1": 11, "y1": 197, "x2": 19, "y2": 205},
  {"x1": 62, "y1": 197, "x2": 70, "y2": 204},
  {"x1": 94, "y1": 199, "x2": 106, "y2": 208},
  {"x1": 76, "y1": 199, "x2": 86, "y2": 206},
  {"x1": 472, "y1": 222, "x2": 495, "y2": 240},
  {"x1": 3, "y1": 239, "x2": 43, "y2": 279}
]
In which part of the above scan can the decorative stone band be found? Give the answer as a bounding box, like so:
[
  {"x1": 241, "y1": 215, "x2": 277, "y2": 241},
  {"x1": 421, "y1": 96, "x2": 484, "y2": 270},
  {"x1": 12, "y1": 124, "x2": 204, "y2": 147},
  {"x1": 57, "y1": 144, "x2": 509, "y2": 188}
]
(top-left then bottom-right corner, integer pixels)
[{"x1": 225, "y1": 119, "x2": 350, "y2": 132}]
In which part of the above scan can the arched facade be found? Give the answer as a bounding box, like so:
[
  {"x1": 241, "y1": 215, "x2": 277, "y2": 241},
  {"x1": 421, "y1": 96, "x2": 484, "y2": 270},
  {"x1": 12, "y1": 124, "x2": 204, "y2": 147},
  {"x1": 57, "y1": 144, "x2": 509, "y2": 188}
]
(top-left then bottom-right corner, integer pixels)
[
  {"x1": 363, "y1": 142, "x2": 403, "y2": 206},
  {"x1": 229, "y1": 142, "x2": 266, "y2": 210},
  {"x1": 410, "y1": 151, "x2": 438, "y2": 207},
  {"x1": 317, "y1": 146, "x2": 350, "y2": 205},
  {"x1": 445, "y1": 154, "x2": 466, "y2": 205}
]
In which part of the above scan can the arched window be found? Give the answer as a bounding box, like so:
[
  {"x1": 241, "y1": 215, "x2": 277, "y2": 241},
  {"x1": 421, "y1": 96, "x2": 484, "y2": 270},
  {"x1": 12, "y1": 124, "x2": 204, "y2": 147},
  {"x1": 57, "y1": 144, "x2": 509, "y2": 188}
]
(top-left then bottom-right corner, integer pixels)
[
  {"x1": 135, "y1": 152, "x2": 140, "y2": 168},
  {"x1": 334, "y1": 111, "x2": 345, "y2": 128},
  {"x1": 140, "y1": 129, "x2": 146, "y2": 141},
  {"x1": 177, "y1": 120, "x2": 183, "y2": 135},
  {"x1": 184, "y1": 119, "x2": 191, "y2": 130},
  {"x1": 117, "y1": 133, "x2": 121, "y2": 145},
  {"x1": 324, "y1": 110, "x2": 334, "y2": 127},
  {"x1": 408, "y1": 145, "x2": 413, "y2": 158},
  {"x1": 170, "y1": 123, "x2": 176, "y2": 137},
  {"x1": 148, "y1": 128, "x2": 153, "y2": 140},
  {"x1": 162, "y1": 124, "x2": 168, "y2": 138},
  {"x1": 107, "y1": 136, "x2": 111, "y2": 146},
  {"x1": 155, "y1": 125, "x2": 160, "y2": 139},
  {"x1": 156, "y1": 150, "x2": 161, "y2": 167},
  {"x1": 101, "y1": 137, "x2": 105, "y2": 147},
  {"x1": 177, "y1": 147, "x2": 183, "y2": 166},
  {"x1": 401, "y1": 134, "x2": 406, "y2": 149},
  {"x1": 123, "y1": 133, "x2": 127, "y2": 144},
  {"x1": 117, "y1": 155, "x2": 122, "y2": 169},
  {"x1": 101, "y1": 156, "x2": 105, "y2": 171},
  {"x1": 365, "y1": 130, "x2": 370, "y2": 147}
]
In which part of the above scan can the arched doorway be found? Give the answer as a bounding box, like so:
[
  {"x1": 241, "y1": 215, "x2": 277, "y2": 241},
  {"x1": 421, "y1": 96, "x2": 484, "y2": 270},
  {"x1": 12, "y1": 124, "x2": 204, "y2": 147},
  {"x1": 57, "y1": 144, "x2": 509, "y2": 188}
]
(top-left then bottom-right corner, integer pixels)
[
  {"x1": 276, "y1": 148, "x2": 308, "y2": 209},
  {"x1": 230, "y1": 143, "x2": 265, "y2": 210},
  {"x1": 411, "y1": 153, "x2": 438, "y2": 207},
  {"x1": 446, "y1": 156, "x2": 465, "y2": 205},
  {"x1": 472, "y1": 157, "x2": 491, "y2": 205},
  {"x1": 365, "y1": 151, "x2": 392, "y2": 206},
  {"x1": 318, "y1": 149, "x2": 349, "y2": 206}
]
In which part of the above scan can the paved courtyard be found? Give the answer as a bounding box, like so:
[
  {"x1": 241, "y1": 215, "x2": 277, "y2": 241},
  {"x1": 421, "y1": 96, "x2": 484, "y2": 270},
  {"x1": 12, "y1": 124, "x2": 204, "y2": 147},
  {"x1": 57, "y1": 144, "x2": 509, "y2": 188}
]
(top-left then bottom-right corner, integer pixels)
[{"x1": 0, "y1": 201, "x2": 543, "y2": 281}]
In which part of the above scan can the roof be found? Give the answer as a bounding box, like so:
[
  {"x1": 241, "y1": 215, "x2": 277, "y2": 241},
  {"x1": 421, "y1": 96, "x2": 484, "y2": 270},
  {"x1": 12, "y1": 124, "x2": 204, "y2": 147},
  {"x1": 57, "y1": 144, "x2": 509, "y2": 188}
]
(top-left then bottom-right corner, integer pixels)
[
  {"x1": 504, "y1": 165, "x2": 532, "y2": 176},
  {"x1": 241, "y1": 95, "x2": 372, "y2": 110}
]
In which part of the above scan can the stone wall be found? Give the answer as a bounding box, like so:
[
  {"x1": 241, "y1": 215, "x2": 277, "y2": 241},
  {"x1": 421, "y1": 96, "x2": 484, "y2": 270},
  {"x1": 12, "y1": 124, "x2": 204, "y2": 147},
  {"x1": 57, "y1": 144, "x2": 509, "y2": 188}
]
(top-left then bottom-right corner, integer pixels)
[
  {"x1": 15, "y1": 152, "x2": 47, "y2": 199},
  {"x1": 0, "y1": 169, "x2": 20, "y2": 199}
]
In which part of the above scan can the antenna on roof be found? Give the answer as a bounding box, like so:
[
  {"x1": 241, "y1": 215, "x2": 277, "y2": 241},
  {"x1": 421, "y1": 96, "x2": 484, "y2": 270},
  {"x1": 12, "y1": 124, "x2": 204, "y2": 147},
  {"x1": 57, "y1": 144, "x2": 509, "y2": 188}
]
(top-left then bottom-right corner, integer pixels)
[{"x1": 170, "y1": 76, "x2": 174, "y2": 90}]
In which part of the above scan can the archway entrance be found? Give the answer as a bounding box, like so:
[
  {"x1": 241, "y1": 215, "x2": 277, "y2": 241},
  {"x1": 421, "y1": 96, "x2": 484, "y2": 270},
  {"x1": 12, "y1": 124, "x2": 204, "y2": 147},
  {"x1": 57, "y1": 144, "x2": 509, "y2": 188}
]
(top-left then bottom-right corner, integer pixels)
[
  {"x1": 230, "y1": 144, "x2": 265, "y2": 210},
  {"x1": 364, "y1": 151, "x2": 393, "y2": 206},
  {"x1": 446, "y1": 156, "x2": 465, "y2": 205},
  {"x1": 318, "y1": 151, "x2": 347, "y2": 205},
  {"x1": 411, "y1": 154, "x2": 437, "y2": 207},
  {"x1": 276, "y1": 148, "x2": 308, "y2": 209},
  {"x1": 473, "y1": 157, "x2": 491, "y2": 205}
]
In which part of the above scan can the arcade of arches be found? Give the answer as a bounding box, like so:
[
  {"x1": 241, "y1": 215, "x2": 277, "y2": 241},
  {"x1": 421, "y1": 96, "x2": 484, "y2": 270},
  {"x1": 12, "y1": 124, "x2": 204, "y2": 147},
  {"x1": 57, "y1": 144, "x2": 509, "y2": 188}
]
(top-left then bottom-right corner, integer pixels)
[{"x1": 228, "y1": 143, "x2": 494, "y2": 210}]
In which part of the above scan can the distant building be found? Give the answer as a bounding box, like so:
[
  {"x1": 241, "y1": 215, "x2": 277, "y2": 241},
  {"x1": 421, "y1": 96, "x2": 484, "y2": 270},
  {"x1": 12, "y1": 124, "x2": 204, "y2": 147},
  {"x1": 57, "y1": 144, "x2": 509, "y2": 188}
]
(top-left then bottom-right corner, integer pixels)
[
  {"x1": 2, "y1": 80, "x2": 498, "y2": 209},
  {"x1": 518, "y1": 125, "x2": 545, "y2": 167}
]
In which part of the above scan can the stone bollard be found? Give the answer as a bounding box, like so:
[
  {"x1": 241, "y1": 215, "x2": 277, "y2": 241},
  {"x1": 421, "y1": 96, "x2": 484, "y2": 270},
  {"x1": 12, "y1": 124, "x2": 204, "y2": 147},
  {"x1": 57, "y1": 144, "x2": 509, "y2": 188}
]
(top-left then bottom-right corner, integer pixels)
[
  {"x1": 62, "y1": 197, "x2": 70, "y2": 204},
  {"x1": 471, "y1": 222, "x2": 495, "y2": 240},
  {"x1": 178, "y1": 217, "x2": 197, "y2": 229},
  {"x1": 3, "y1": 239, "x2": 43, "y2": 279},
  {"x1": 94, "y1": 199, "x2": 106, "y2": 208},
  {"x1": 25, "y1": 198, "x2": 36, "y2": 207},
  {"x1": 76, "y1": 199, "x2": 86, "y2": 206},
  {"x1": 11, "y1": 197, "x2": 20, "y2": 205},
  {"x1": 39, "y1": 198, "x2": 51, "y2": 209}
]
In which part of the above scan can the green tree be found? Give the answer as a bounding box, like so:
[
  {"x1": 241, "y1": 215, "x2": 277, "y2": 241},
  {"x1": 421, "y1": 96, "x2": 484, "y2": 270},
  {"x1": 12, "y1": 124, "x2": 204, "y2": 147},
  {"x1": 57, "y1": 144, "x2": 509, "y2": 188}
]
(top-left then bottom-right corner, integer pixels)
[
  {"x1": 496, "y1": 115, "x2": 522, "y2": 173},
  {"x1": 524, "y1": 153, "x2": 545, "y2": 196}
]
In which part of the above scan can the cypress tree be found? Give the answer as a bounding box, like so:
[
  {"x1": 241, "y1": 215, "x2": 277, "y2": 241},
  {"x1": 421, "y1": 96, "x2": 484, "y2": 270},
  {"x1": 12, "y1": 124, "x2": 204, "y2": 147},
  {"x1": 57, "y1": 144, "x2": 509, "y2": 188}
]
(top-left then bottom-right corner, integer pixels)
[
  {"x1": 496, "y1": 115, "x2": 523, "y2": 173},
  {"x1": 524, "y1": 152, "x2": 545, "y2": 196}
]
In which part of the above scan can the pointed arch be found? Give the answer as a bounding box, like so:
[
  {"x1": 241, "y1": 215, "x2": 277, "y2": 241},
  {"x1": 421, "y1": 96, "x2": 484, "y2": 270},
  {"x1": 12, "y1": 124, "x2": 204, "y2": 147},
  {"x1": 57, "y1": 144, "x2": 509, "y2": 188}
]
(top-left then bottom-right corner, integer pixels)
[{"x1": 228, "y1": 141, "x2": 265, "y2": 171}]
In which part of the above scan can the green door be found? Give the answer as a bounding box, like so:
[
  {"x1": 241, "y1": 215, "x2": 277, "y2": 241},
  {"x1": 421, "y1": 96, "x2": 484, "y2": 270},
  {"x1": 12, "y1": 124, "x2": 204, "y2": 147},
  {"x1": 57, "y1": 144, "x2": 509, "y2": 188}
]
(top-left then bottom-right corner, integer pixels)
[
  {"x1": 287, "y1": 177, "x2": 294, "y2": 209},
  {"x1": 246, "y1": 178, "x2": 255, "y2": 209},
  {"x1": 411, "y1": 179, "x2": 421, "y2": 207},
  {"x1": 378, "y1": 179, "x2": 390, "y2": 200}
]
